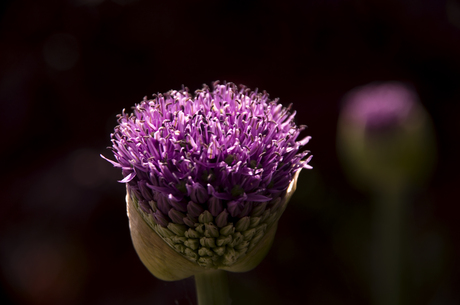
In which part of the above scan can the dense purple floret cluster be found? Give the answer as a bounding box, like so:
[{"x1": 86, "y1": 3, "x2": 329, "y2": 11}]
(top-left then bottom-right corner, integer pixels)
[{"x1": 103, "y1": 82, "x2": 311, "y2": 227}]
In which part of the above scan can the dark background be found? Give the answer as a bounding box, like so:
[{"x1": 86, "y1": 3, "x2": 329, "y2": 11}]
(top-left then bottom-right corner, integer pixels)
[{"x1": 1, "y1": 0, "x2": 459, "y2": 304}]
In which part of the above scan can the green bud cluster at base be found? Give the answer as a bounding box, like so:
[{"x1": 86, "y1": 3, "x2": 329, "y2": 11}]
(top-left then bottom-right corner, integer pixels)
[
  {"x1": 126, "y1": 170, "x2": 300, "y2": 281},
  {"x1": 131, "y1": 194, "x2": 285, "y2": 269}
]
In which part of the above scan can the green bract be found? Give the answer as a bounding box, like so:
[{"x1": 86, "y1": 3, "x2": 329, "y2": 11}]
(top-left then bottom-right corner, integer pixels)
[{"x1": 127, "y1": 171, "x2": 300, "y2": 281}]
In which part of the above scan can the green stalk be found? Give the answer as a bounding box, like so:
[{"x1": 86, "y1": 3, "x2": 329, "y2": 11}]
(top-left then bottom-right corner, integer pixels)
[
  {"x1": 371, "y1": 188, "x2": 405, "y2": 305},
  {"x1": 194, "y1": 269, "x2": 230, "y2": 305}
]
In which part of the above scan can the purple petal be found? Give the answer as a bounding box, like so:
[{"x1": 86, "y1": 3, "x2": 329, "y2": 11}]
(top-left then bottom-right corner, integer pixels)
[
  {"x1": 103, "y1": 82, "x2": 312, "y2": 210},
  {"x1": 246, "y1": 193, "x2": 271, "y2": 202},
  {"x1": 168, "y1": 208, "x2": 185, "y2": 224},
  {"x1": 119, "y1": 172, "x2": 136, "y2": 183},
  {"x1": 100, "y1": 154, "x2": 120, "y2": 167},
  {"x1": 239, "y1": 201, "x2": 253, "y2": 217},
  {"x1": 207, "y1": 184, "x2": 232, "y2": 200},
  {"x1": 156, "y1": 193, "x2": 171, "y2": 214},
  {"x1": 183, "y1": 215, "x2": 196, "y2": 227},
  {"x1": 153, "y1": 210, "x2": 169, "y2": 227},
  {"x1": 187, "y1": 201, "x2": 204, "y2": 218},
  {"x1": 227, "y1": 200, "x2": 243, "y2": 217},
  {"x1": 187, "y1": 182, "x2": 209, "y2": 204},
  {"x1": 168, "y1": 194, "x2": 187, "y2": 213},
  {"x1": 208, "y1": 197, "x2": 223, "y2": 216},
  {"x1": 215, "y1": 209, "x2": 229, "y2": 227},
  {"x1": 297, "y1": 136, "x2": 311, "y2": 146}
]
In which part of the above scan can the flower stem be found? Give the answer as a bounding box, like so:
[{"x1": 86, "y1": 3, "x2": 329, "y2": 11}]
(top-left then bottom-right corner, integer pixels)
[
  {"x1": 194, "y1": 269, "x2": 230, "y2": 305},
  {"x1": 371, "y1": 188, "x2": 406, "y2": 305}
]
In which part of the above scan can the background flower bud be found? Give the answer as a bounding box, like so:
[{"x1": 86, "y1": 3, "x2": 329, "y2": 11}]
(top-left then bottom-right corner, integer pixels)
[{"x1": 337, "y1": 82, "x2": 437, "y2": 192}]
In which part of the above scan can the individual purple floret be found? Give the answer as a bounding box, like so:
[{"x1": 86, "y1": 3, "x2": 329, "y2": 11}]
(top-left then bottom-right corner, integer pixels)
[{"x1": 102, "y1": 81, "x2": 312, "y2": 267}]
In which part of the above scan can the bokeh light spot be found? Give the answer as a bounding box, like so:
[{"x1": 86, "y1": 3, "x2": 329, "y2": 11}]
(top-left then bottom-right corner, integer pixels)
[{"x1": 42, "y1": 33, "x2": 80, "y2": 71}]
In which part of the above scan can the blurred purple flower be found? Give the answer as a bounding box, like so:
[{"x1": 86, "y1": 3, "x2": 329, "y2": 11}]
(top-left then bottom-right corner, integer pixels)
[
  {"x1": 337, "y1": 81, "x2": 436, "y2": 192},
  {"x1": 341, "y1": 82, "x2": 417, "y2": 133}
]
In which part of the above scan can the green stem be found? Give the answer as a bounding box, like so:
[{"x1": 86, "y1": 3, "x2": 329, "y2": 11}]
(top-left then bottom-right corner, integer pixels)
[
  {"x1": 194, "y1": 269, "x2": 230, "y2": 305},
  {"x1": 371, "y1": 188, "x2": 406, "y2": 305}
]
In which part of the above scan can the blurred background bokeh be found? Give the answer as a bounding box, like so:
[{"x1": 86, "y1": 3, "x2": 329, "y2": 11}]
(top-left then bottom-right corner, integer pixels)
[{"x1": 1, "y1": 0, "x2": 459, "y2": 304}]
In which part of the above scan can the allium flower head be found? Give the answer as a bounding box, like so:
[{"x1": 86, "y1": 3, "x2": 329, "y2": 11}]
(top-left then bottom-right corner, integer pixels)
[{"x1": 103, "y1": 81, "x2": 312, "y2": 279}]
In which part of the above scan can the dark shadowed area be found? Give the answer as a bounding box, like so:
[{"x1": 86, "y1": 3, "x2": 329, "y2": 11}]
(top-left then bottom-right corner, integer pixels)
[{"x1": 1, "y1": 0, "x2": 459, "y2": 304}]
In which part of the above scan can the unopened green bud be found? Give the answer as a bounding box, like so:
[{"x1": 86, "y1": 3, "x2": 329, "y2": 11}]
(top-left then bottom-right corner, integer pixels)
[
  {"x1": 249, "y1": 217, "x2": 261, "y2": 228},
  {"x1": 185, "y1": 228, "x2": 201, "y2": 239},
  {"x1": 216, "y1": 235, "x2": 233, "y2": 247},
  {"x1": 213, "y1": 246, "x2": 226, "y2": 256},
  {"x1": 167, "y1": 223, "x2": 187, "y2": 237},
  {"x1": 235, "y1": 240, "x2": 250, "y2": 250},
  {"x1": 184, "y1": 238, "x2": 199, "y2": 250},
  {"x1": 250, "y1": 202, "x2": 267, "y2": 217},
  {"x1": 126, "y1": 192, "x2": 204, "y2": 281},
  {"x1": 204, "y1": 223, "x2": 219, "y2": 238},
  {"x1": 198, "y1": 247, "x2": 214, "y2": 257},
  {"x1": 199, "y1": 210, "x2": 213, "y2": 224},
  {"x1": 243, "y1": 228, "x2": 256, "y2": 241},
  {"x1": 235, "y1": 216, "x2": 250, "y2": 232},
  {"x1": 200, "y1": 237, "x2": 217, "y2": 248},
  {"x1": 219, "y1": 224, "x2": 235, "y2": 236}
]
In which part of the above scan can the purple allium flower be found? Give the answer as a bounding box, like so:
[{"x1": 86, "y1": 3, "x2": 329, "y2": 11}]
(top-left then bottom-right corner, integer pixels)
[
  {"x1": 337, "y1": 81, "x2": 436, "y2": 192},
  {"x1": 103, "y1": 81, "x2": 312, "y2": 270},
  {"x1": 341, "y1": 82, "x2": 417, "y2": 133}
]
